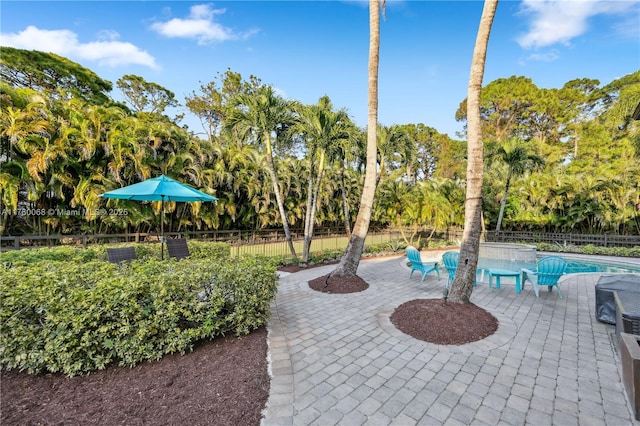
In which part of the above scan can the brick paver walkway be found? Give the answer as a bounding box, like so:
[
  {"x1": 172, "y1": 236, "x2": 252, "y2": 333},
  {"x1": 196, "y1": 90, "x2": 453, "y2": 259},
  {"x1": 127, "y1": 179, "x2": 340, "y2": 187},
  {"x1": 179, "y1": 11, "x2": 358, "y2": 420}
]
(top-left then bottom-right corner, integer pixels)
[{"x1": 262, "y1": 253, "x2": 640, "y2": 425}]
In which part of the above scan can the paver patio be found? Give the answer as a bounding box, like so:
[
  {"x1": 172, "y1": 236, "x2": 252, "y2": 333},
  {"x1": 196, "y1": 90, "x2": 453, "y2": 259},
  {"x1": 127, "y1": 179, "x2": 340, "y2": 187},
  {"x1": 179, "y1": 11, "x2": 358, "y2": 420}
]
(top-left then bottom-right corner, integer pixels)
[{"x1": 262, "y1": 253, "x2": 640, "y2": 425}]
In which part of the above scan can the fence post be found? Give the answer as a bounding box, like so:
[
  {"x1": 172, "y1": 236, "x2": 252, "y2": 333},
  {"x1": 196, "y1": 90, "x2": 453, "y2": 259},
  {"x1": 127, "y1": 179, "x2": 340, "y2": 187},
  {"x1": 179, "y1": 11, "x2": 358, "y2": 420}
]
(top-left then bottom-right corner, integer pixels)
[{"x1": 604, "y1": 234, "x2": 608, "y2": 247}]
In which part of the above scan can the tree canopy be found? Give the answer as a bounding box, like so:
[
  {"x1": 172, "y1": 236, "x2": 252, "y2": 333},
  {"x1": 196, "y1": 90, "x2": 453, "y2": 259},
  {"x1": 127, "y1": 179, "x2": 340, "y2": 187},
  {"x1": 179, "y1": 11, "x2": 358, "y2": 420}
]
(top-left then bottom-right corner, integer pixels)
[
  {"x1": 0, "y1": 47, "x2": 112, "y2": 105},
  {"x1": 1, "y1": 48, "x2": 638, "y2": 238}
]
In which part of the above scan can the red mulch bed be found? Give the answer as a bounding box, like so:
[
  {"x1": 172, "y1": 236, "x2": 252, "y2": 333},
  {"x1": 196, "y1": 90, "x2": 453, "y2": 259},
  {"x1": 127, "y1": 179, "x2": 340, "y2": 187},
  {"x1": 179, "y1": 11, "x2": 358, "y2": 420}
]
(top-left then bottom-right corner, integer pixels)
[
  {"x1": 391, "y1": 299, "x2": 498, "y2": 345},
  {"x1": 0, "y1": 327, "x2": 269, "y2": 426},
  {"x1": 308, "y1": 274, "x2": 369, "y2": 294},
  {"x1": 279, "y1": 261, "x2": 369, "y2": 294}
]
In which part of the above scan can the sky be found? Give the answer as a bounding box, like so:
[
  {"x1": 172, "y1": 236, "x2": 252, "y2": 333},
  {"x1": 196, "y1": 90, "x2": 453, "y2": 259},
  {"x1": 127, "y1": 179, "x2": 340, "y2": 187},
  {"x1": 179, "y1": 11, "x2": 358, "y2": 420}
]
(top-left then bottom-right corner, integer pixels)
[{"x1": 1, "y1": 0, "x2": 639, "y2": 139}]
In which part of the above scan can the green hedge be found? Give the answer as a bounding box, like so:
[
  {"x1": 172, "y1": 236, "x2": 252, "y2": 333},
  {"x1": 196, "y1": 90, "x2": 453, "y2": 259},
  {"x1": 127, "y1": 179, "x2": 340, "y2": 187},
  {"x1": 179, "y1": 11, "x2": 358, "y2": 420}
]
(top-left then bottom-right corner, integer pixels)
[
  {"x1": 534, "y1": 243, "x2": 640, "y2": 258},
  {"x1": 0, "y1": 240, "x2": 231, "y2": 265},
  {"x1": 0, "y1": 245, "x2": 102, "y2": 265},
  {"x1": 0, "y1": 246, "x2": 277, "y2": 377}
]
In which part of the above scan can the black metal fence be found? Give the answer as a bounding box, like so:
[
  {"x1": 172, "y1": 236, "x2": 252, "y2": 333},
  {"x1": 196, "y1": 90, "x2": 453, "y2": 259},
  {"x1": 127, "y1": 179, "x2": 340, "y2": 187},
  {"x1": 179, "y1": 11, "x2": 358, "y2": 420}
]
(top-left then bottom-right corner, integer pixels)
[
  {"x1": 484, "y1": 231, "x2": 640, "y2": 248},
  {"x1": 0, "y1": 227, "x2": 396, "y2": 253},
  {"x1": 1, "y1": 227, "x2": 638, "y2": 253}
]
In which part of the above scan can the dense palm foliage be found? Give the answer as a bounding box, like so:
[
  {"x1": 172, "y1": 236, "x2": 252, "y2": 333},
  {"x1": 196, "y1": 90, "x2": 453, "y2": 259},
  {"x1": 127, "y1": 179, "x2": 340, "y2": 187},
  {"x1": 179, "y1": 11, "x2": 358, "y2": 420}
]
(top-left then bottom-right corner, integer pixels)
[{"x1": 1, "y1": 47, "x2": 639, "y2": 238}]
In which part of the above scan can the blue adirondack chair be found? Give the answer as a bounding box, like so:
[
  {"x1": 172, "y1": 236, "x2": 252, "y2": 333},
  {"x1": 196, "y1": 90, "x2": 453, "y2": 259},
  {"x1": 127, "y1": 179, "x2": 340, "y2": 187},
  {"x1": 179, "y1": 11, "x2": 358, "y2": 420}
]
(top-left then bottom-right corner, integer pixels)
[
  {"x1": 405, "y1": 246, "x2": 440, "y2": 282},
  {"x1": 521, "y1": 256, "x2": 568, "y2": 298},
  {"x1": 442, "y1": 251, "x2": 478, "y2": 288},
  {"x1": 442, "y1": 251, "x2": 459, "y2": 288}
]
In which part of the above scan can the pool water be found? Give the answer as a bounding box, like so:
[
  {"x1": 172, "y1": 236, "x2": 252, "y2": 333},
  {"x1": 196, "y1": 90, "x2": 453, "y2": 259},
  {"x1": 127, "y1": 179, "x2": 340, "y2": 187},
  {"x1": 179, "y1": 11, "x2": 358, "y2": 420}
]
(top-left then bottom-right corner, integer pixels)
[
  {"x1": 476, "y1": 256, "x2": 640, "y2": 275},
  {"x1": 563, "y1": 259, "x2": 640, "y2": 274}
]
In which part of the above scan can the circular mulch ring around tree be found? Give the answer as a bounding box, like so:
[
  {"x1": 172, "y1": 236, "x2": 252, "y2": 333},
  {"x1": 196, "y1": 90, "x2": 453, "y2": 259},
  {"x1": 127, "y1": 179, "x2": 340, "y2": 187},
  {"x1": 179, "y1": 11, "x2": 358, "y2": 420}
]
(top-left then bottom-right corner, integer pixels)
[
  {"x1": 308, "y1": 274, "x2": 369, "y2": 294},
  {"x1": 391, "y1": 299, "x2": 498, "y2": 345}
]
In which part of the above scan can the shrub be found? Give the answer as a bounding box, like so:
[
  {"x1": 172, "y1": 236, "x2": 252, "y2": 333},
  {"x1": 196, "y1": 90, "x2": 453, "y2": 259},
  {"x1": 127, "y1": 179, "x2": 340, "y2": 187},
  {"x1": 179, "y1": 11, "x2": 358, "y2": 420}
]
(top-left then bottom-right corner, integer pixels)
[
  {"x1": 363, "y1": 239, "x2": 406, "y2": 256},
  {"x1": 0, "y1": 246, "x2": 101, "y2": 265},
  {"x1": 308, "y1": 249, "x2": 342, "y2": 264},
  {"x1": 534, "y1": 242, "x2": 640, "y2": 258},
  {"x1": 0, "y1": 252, "x2": 277, "y2": 377},
  {"x1": 0, "y1": 240, "x2": 232, "y2": 264},
  {"x1": 185, "y1": 240, "x2": 231, "y2": 259}
]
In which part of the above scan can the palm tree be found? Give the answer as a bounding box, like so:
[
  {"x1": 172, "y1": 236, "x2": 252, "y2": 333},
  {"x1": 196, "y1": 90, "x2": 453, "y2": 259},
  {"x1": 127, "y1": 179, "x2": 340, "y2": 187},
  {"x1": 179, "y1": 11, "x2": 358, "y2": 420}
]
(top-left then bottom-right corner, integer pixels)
[
  {"x1": 330, "y1": 0, "x2": 382, "y2": 278},
  {"x1": 448, "y1": 0, "x2": 499, "y2": 304},
  {"x1": 487, "y1": 137, "x2": 544, "y2": 233},
  {"x1": 203, "y1": 142, "x2": 262, "y2": 229},
  {"x1": 376, "y1": 124, "x2": 411, "y2": 185},
  {"x1": 415, "y1": 179, "x2": 455, "y2": 239},
  {"x1": 336, "y1": 127, "x2": 365, "y2": 237},
  {"x1": 294, "y1": 96, "x2": 352, "y2": 262},
  {"x1": 0, "y1": 88, "x2": 51, "y2": 233},
  {"x1": 224, "y1": 85, "x2": 299, "y2": 259},
  {"x1": 0, "y1": 92, "x2": 50, "y2": 162}
]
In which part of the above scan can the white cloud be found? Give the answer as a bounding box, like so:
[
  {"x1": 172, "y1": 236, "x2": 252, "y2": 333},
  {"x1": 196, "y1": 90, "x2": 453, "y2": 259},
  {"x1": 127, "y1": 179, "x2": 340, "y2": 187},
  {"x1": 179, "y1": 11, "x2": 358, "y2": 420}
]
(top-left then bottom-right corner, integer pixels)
[
  {"x1": 273, "y1": 87, "x2": 288, "y2": 99},
  {"x1": 517, "y1": 0, "x2": 640, "y2": 49},
  {"x1": 150, "y1": 3, "x2": 256, "y2": 45},
  {"x1": 527, "y1": 49, "x2": 560, "y2": 62},
  {"x1": 0, "y1": 25, "x2": 158, "y2": 69}
]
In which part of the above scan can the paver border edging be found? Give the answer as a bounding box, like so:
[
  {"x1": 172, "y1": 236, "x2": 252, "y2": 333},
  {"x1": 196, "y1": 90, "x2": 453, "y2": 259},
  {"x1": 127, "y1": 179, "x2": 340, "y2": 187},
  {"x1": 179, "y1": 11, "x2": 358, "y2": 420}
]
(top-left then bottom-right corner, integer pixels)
[{"x1": 262, "y1": 297, "x2": 295, "y2": 425}]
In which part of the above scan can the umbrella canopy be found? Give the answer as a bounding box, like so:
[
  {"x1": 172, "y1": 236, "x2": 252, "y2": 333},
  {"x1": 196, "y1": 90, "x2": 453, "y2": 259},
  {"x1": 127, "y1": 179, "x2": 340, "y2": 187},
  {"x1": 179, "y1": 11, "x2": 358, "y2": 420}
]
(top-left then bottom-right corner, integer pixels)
[
  {"x1": 101, "y1": 175, "x2": 217, "y2": 258},
  {"x1": 100, "y1": 175, "x2": 217, "y2": 202}
]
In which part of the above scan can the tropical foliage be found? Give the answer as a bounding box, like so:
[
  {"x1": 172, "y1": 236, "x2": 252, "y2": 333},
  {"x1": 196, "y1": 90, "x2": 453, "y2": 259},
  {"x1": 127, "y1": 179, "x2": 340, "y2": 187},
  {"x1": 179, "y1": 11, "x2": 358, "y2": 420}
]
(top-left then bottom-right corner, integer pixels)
[
  {"x1": 0, "y1": 243, "x2": 278, "y2": 376},
  {"x1": 1, "y1": 47, "x2": 639, "y2": 241}
]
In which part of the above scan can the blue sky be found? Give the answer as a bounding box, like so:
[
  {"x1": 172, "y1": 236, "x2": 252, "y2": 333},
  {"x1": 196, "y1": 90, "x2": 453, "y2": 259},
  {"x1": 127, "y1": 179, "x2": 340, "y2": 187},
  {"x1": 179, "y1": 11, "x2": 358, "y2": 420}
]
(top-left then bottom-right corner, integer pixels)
[{"x1": 2, "y1": 1, "x2": 639, "y2": 139}]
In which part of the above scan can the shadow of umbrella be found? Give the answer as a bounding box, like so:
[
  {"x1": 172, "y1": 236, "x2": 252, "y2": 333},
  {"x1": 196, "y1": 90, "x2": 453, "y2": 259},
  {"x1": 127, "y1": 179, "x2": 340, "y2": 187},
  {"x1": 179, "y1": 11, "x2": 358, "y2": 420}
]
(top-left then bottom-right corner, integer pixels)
[{"x1": 100, "y1": 175, "x2": 217, "y2": 259}]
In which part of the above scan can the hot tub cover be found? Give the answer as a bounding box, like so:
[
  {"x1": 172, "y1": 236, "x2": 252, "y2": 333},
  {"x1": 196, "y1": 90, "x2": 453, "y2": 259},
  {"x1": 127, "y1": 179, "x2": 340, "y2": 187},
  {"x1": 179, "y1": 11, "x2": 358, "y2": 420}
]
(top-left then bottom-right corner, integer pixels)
[{"x1": 595, "y1": 274, "x2": 640, "y2": 324}]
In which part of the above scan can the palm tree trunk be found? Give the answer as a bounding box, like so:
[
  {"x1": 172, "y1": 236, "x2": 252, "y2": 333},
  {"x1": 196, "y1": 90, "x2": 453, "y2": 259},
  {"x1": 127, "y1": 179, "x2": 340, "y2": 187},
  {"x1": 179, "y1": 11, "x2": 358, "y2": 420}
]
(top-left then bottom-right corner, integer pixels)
[
  {"x1": 495, "y1": 172, "x2": 512, "y2": 233},
  {"x1": 448, "y1": 0, "x2": 498, "y2": 304},
  {"x1": 306, "y1": 150, "x2": 325, "y2": 260},
  {"x1": 331, "y1": 0, "x2": 380, "y2": 278},
  {"x1": 302, "y1": 152, "x2": 316, "y2": 263},
  {"x1": 266, "y1": 135, "x2": 297, "y2": 260},
  {"x1": 339, "y1": 160, "x2": 352, "y2": 237}
]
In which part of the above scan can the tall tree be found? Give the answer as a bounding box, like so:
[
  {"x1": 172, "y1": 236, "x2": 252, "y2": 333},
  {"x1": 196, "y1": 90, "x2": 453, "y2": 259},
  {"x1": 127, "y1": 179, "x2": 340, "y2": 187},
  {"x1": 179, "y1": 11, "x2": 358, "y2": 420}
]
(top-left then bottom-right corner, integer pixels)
[
  {"x1": 599, "y1": 71, "x2": 640, "y2": 157},
  {"x1": 376, "y1": 124, "x2": 411, "y2": 185},
  {"x1": 116, "y1": 75, "x2": 178, "y2": 115},
  {"x1": 486, "y1": 137, "x2": 544, "y2": 233},
  {"x1": 455, "y1": 75, "x2": 538, "y2": 141},
  {"x1": 294, "y1": 96, "x2": 352, "y2": 263},
  {"x1": 398, "y1": 123, "x2": 444, "y2": 182},
  {"x1": 330, "y1": 0, "x2": 382, "y2": 278},
  {"x1": 336, "y1": 128, "x2": 365, "y2": 237},
  {"x1": 0, "y1": 47, "x2": 112, "y2": 105},
  {"x1": 185, "y1": 69, "x2": 262, "y2": 142},
  {"x1": 224, "y1": 84, "x2": 299, "y2": 259},
  {"x1": 448, "y1": 0, "x2": 498, "y2": 304}
]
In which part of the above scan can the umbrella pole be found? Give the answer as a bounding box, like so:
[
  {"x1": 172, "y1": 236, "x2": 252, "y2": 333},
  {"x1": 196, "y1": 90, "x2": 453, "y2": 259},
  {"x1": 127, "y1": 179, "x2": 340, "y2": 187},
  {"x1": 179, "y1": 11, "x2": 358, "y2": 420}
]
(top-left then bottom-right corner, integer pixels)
[{"x1": 161, "y1": 196, "x2": 165, "y2": 260}]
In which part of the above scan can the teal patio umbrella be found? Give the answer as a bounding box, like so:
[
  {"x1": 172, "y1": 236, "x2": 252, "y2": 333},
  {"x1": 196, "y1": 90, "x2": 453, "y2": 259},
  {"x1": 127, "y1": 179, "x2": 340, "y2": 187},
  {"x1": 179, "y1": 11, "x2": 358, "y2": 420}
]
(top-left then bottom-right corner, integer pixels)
[{"x1": 101, "y1": 175, "x2": 217, "y2": 259}]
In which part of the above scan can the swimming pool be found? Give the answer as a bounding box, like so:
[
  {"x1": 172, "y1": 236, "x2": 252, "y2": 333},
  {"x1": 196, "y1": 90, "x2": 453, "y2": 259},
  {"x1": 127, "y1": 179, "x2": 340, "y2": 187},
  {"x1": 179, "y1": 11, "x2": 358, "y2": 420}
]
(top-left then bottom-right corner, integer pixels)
[
  {"x1": 477, "y1": 255, "x2": 640, "y2": 275},
  {"x1": 561, "y1": 258, "x2": 640, "y2": 274}
]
